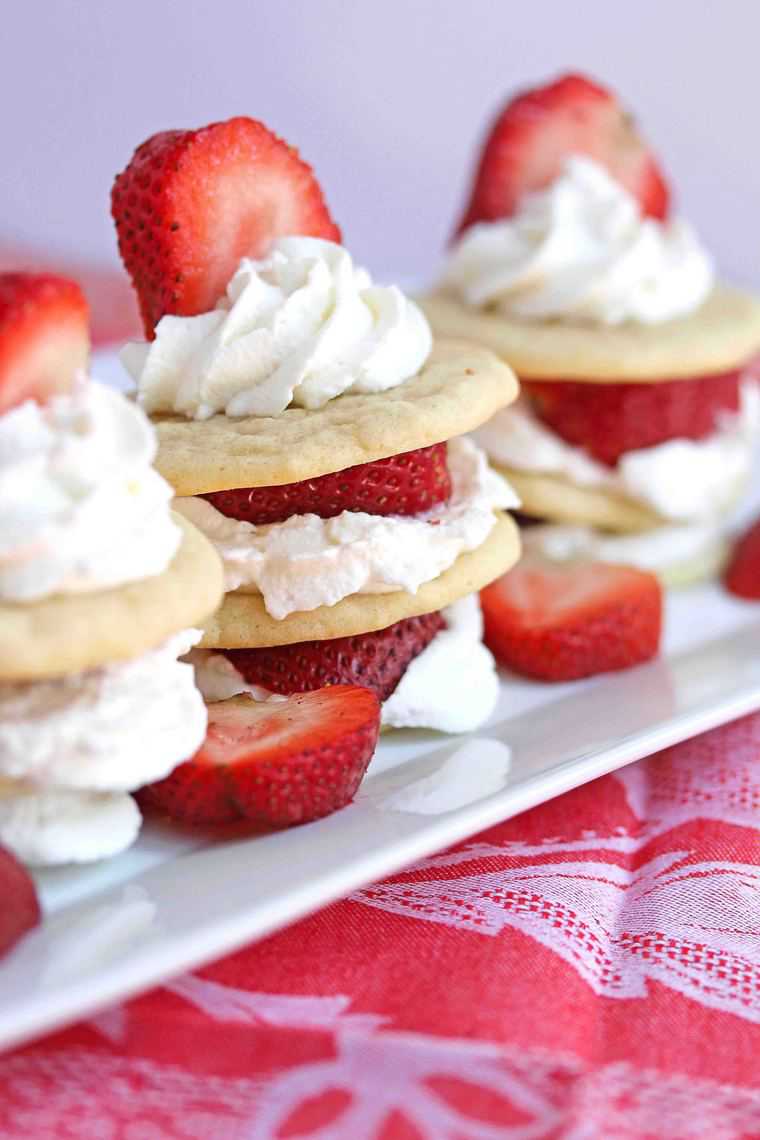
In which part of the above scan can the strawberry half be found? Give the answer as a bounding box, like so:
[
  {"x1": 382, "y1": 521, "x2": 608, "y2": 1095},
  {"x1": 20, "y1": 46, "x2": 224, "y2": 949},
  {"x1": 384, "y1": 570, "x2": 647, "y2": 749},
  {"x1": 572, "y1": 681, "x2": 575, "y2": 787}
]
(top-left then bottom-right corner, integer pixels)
[
  {"x1": 203, "y1": 444, "x2": 452, "y2": 523},
  {"x1": 481, "y1": 557, "x2": 662, "y2": 681},
  {"x1": 0, "y1": 273, "x2": 89, "y2": 416},
  {"x1": 457, "y1": 72, "x2": 669, "y2": 233},
  {"x1": 0, "y1": 843, "x2": 40, "y2": 959},
  {"x1": 112, "y1": 117, "x2": 341, "y2": 337},
  {"x1": 724, "y1": 517, "x2": 760, "y2": 600},
  {"x1": 139, "y1": 686, "x2": 380, "y2": 827},
  {"x1": 223, "y1": 612, "x2": 446, "y2": 701},
  {"x1": 524, "y1": 370, "x2": 742, "y2": 467}
]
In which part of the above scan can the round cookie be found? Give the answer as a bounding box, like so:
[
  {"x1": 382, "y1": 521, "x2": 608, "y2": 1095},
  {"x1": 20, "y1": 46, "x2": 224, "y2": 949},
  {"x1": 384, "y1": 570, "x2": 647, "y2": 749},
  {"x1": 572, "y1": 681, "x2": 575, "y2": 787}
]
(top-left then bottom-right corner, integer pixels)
[
  {"x1": 419, "y1": 287, "x2": 760, "y2": 381},
  {"x1": 0, "y1": 515, "x2": 224, "y2": 681},
  {"x1": 200, "y1": 512, "x2": 520, "y2": 648},
  {"x1": 153, "y1": 340, "x2": 518, "y2": 495}
]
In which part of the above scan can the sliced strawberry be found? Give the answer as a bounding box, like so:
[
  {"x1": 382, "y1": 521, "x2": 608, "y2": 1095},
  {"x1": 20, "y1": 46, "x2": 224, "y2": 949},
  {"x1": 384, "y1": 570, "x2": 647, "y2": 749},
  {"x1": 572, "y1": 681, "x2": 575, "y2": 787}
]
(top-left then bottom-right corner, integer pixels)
[
  {"x1": 139, "y1": 687, "x2": 380, "y2": 827},
  {"x1": 0, "y1": 273, "x2": 89, "y2": 415},
  {"x1": 481, "y1": 557, "x2": 662, "y2": 681},
  {"x1": 457, "y1": 72, "x2": 669, "y2": 233},
  {"x1": 203, "y1": 444, "x2": 452, "y2": 523},
  {"x1": 112, "y1": 117, "x2": 341, "y2": 337},
  {"x1": 0, "y1": 843, "x2": 40, "y2": 959},
  {"x1": 724, "y1": 517, "x2": 760, "y2": 600},
  {"x1": 223, "y1": 612, "x2": 446, "y2": 701},
  {"x1": 524, "y1": 370, "x2": 742, "y2": 467}
]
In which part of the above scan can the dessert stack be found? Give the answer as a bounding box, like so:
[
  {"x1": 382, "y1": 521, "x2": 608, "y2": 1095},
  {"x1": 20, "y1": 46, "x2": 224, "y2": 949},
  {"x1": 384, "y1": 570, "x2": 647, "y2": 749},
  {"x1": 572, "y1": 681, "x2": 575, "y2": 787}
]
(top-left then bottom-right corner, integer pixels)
[
  {"x1": 0, "y1": 273, "x2": 223, "y2": 863},
  {"x1": 111, "y1": 117, "x2": 522, "y2": 827},
  {"x1": 422, "y1": 74, "x2": 760, "y2": 587}
]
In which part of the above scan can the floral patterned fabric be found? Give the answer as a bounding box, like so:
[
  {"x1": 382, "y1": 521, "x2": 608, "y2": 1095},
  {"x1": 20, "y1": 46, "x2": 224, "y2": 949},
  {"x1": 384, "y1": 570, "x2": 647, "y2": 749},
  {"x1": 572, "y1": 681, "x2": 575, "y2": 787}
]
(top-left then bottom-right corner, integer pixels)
[{"x1": 2, "y1": 712, "x2": 759, "y2": 1139}]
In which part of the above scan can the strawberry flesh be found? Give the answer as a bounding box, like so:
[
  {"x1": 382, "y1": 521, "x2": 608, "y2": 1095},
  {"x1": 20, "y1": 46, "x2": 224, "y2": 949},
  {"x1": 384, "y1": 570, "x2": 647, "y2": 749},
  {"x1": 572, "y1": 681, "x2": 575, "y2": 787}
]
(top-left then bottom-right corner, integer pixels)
[
  {"x1": 724, "y1": 517, "x2": 760, "y2": 600},
  {"x1": 223, "y1": 611, "x2": 446, "y2": 702},
  {"x1": 0, "y1": 843, "x2": 40, "y2": 959},
  {"x1": 524, "y1": 370, "x2": 742, "y2": 467},
  {"x1": 457, "y1": 72, "x2": 669, "y2": 233},
  {"x1": 139, "y1": 686, "x2": 380, "y2": 827},
  {"x1": 203, "y1": 443, "x2": 452, "y2": 523},
  {"x1": 0, "y1": 273, "x2": 89, "y2": 415},
  {"x1": 481, "y1": 557, "x2": 662, "y2": 681},
  {"x1": 112, "y1": 117, "x2": 341, "y2": 337}
]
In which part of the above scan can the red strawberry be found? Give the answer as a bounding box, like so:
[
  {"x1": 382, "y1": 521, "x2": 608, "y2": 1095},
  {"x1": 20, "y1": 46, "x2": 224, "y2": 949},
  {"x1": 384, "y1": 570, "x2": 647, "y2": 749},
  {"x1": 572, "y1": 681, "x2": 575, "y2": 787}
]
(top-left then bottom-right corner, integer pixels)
[
  {"x1": 223, "y1": 611, "x2": 446, "y2": 701},
  {"x1": 724, "y1": 517, "x2": 760, "y2": 600},
  {"x1": 139, "y1": 686, "x2": 380, "y2": 827},
  {"x1": 0, "y1": 843, "x2": 40, "y2": 959},
  {"x1": 481, "y1": 557, "x2": 662, "y2": 681},
  {"x1": 203, "y1": 444, "x2": 452, "y2": 523},
  {"x1": 524, "y1": 370, "x2": 741, "y2": 467},
  {"x1": 0, "y1": 273, "x2": 89, "y2": 415},
  {"x1": 112, "y1": 117, "x2": 341, "y2": 337},
  {"x1": 457, "y1": 72, "x2": 669, "y2": 233}
]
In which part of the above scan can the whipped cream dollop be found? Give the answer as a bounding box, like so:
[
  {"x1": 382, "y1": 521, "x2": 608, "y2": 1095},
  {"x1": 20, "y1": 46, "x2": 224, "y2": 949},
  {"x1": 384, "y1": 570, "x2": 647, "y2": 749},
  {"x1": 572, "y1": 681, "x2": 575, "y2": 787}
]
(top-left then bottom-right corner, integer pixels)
[
  {"x1": 174, "y1": 438, "x2": 517, "y2": 619},
  {"x1": 0, "y1": 379, "x2": 180, "y2": 602},
  {"x1": 122, "y1": 237, "x2": 432, "y2": 419},
  {"x1": 523, "y1": 521, "x2": 727, "y2": 580},
  {"x1": 0, "y1": 780, "x2": 141, "y2": 866},
  {"x1": 0, "y1": 630, "x2": 206, "y2": 792},
  {"x1": 191, "y1": 594, "x2": 499, "y2": 734},
  {"x1": 443, "y1": 156, "x2": 714, "y2": 325},
  {"x1": 475, "y1": 381, "x2": 760, "y2": 522}
]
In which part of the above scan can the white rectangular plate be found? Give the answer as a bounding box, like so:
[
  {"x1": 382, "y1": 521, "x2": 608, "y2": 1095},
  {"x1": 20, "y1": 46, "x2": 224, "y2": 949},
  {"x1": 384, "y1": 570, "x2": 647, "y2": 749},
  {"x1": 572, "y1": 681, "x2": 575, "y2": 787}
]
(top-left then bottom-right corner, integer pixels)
[
  {"x1": 1, "y1": 579, "x2": 759, "y2": 1053},
  {"x1": 1, "y1": 352, "x2": 759, "y2": 1053}
]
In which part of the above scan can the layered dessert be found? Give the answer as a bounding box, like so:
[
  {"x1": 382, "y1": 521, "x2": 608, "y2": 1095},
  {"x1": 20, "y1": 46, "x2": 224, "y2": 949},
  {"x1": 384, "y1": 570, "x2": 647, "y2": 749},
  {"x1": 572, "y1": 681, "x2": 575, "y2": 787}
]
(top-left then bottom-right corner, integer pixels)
[
  {"x1": 111, "y1": 115, "x2": 521, "y2": 828},
  {"x1": 421, "y1": 74, "x2": 760, "y2": 586},
  {"x1": 0, "y1": 273, "x2": 223, "y2": 863}
]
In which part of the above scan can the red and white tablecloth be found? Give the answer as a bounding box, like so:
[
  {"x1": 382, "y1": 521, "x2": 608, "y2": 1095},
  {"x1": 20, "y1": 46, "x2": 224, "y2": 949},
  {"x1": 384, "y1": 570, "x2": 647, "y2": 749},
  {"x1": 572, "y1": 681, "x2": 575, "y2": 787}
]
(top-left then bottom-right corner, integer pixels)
[
  {"x1": 1, "y1": 712, "x2": 759, "y2": 1140},
  {"x1": 1, "y1": 251, "x2": 759, "y2": 1139}
]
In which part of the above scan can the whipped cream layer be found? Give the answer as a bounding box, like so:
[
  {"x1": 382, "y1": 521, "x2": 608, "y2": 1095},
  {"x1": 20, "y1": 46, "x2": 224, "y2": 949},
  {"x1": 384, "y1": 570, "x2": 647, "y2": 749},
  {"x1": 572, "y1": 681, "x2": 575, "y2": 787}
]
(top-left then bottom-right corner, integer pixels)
[
  {"x1": 0, "y1": 630, "x2": 206, "y2": 792},
  {"x1": 0, "y1": 781, "x2": 141, "y2": 866},
  {"x1": 123, "y1": 237, "x2": 432, "y2": 419},
  {"x1": 191, "y1": 594, "x2": 499, "y2": 734},
  {"x1": 475, "y1": 381, "x2": 760, "y2": 522},
  {"x1": 174, "y1": 438, "x2": 518, "y2": 619},
  {"x1": 443, "y1": 156, "x2": 714, "y2": 325},
  {"x1": 0, "y1": 380, "x2": 180, "y2": 602},
  {"x1": 523, "y1": 521, "x2": 726, "y2": 578}
]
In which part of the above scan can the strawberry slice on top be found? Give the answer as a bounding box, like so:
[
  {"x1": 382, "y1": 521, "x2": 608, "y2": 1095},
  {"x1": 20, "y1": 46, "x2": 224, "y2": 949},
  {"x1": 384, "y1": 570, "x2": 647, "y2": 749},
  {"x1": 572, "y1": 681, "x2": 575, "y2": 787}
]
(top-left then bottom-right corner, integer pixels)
[
  {"x1": 203, "y1": 443, "x2": 453, "y2": 524},
  {"x1": 481, "y1": 557, "x2": 662, "y2": 682},
  {"x1": 112, "y1": 117, "x2": 341, "y2": 337},
  {"x1": 0, "y1": 273, "x2": 89, "y2": 416},
  {"x1": 140, "y1": 685, "x2": 380, "y2": 827},
  {"x1": 457, "y1": 72, "x2": 670, "y2": 233}
]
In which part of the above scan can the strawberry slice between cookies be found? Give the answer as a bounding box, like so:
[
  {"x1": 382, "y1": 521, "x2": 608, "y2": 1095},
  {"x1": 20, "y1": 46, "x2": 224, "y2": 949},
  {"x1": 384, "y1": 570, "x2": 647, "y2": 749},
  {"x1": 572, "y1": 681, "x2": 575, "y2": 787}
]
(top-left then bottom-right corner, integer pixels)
[
  {"x1": 524, "y1": 370, "x2": 742, "y2": 467},
  {"x1": 139, "y1": 686, "x2": 380, "y2": 827},
  {"x1": 481, "y1": 557, "x2": 662, "y2": 681},
  {"x1": 0, "y1": 273, "x2": 89, "y2": 416},
  {"x1": 457, "y1": 72, "x2": 670, "y2": 233},
  {"x1": 223, "y1": 612, "x2": 446, "y2": 701},
  {"x1": 724, "y1": 517, "x2": 760, "y2": 600},
  {"x1": 203, "y1": 444, "x2": 453, "y2": 523},
  {"x1": 0, "y1": 843, "x2": 40, "y2": 960},
  {"x1": 112, "y1": 117, "x2": 341, "y2": 337}
]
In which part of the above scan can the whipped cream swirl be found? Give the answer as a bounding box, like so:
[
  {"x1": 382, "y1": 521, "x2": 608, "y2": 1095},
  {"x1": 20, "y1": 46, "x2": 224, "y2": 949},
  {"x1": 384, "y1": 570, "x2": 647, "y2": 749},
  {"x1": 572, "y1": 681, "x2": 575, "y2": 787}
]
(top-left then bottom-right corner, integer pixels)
[
  {"x1": 0, "y1": 379, "x2": 180, "y2": 602},
  {"x1": 123, "y1": 237, "x2": 433, "y2": 419},
  {"x1": 475, "y1": 381, "x2": 760, "y2": 522},
  {"x1": 443, "y1": 157, "x2": 714, "y2": 325},
  {"x1": 174, "y1": 438, "x2": 517, "y2": 619}
]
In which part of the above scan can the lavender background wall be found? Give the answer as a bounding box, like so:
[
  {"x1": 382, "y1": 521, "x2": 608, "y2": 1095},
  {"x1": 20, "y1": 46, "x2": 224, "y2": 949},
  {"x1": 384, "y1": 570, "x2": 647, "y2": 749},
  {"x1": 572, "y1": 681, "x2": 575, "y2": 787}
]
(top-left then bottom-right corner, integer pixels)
[{"x1": 1, "y1": 1, "x2": 757, "y2": 285}]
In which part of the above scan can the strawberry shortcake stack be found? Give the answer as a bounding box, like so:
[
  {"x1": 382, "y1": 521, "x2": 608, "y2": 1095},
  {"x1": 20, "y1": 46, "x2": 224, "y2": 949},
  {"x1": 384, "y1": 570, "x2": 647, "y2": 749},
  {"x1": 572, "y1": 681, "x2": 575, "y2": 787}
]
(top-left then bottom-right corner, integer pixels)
[
  {"x1": 0, "y1": 273, "x2": 223, "y2": 863},
  {"x1": 112, "y1": 116, "x2": 520, "y2": 829},
  {"x1": 422, "y1": 74, "x2": 760, "y2": 586}
]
